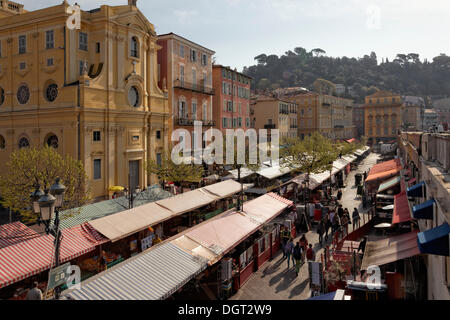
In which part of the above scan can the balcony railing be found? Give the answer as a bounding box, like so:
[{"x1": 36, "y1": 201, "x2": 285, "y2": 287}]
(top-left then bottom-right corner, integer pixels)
[
  {"x1": 174, "y1": 79, "x2": 215, "y2": 95},
  {"x1": 264, "y1": 124, "x2": 276, "y2": 129},
  {"x1": 175, "y1": 117, "x2": 215, "y2": 127},
  {"x1": 322, "y1": 103, "x2": 331, "y2": 107}
]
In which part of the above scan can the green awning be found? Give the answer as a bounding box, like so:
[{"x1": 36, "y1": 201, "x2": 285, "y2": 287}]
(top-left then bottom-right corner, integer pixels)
[{"x1": 378, "y1": 176, "x2": 401, "y2": 193}]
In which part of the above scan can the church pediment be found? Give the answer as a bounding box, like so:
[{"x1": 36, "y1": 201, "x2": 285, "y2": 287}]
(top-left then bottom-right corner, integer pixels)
[{"x1": 112, "y1": 10, "x2": 156, "y2": 36}]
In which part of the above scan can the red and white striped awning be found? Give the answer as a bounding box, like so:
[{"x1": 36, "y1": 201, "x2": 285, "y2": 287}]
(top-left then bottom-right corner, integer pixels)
[
  {"x1": 0, "y1": 223, "x2": 108, "y2": 289},
  {"x1": 267, "y1": 192, "x2": 294, "y2": 207},
  {"x1": 0, "y1": 222, "x2": 40, "y2": 249}
]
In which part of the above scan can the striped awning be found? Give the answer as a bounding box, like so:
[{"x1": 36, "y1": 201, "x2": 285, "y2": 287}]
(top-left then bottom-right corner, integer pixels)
[
  {"x1": 267, "y1": 192, "x2": 294, "y2": 207},
  {"x1": 0, "y1": 223, "x2": 108, "y2": 289},
  {"x1": 64, "y1": 243, "x2": 208, "y2": 300},
  {"x1": 0, "y1": 222, "x2": 41, "y2": 249}
]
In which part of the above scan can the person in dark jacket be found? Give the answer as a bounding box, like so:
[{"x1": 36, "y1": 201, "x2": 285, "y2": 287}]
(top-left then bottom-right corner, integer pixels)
[
  {"x1": 337, "y1": 205, "x2": 344, "y2": 219},
  {"x1": 337, "y1": 189, "x2": 343, "y2": 201},
  {"x1": 293, "y1": 242, "x2": 302, "y2": 276},
  {"x1": 358, "y1": 236, "x2": 368, "y2": 254},
  {"x1": 352, "y1": 208, "x2": 361, "y2": 230},
  {"x1": 317, "y1": 220, "x2": 325, "y2": 246}
]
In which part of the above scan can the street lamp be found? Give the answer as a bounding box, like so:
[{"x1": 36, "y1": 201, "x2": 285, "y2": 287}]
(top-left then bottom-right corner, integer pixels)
[
  {"x1": 30, "y1": 178, "x2": 66, "y2": 300},
  {"x1": 124, "y1": 183, "x2": 145, "y2": 209}
]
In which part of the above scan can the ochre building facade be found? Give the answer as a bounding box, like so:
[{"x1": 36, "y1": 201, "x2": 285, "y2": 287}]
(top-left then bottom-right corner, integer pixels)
[{"x1": 0, "y1": 1, "x2": 170, "y2": 200}]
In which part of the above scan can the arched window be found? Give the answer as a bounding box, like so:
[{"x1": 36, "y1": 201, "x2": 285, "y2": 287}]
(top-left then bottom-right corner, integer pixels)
[
  {"x1": 130, "y1": 37, "x2": 139, "y2": 58},
  {"x1": 18, "y1": 137, "x2": 30, "y2": 149},
  {"x1": 0, "y1": 135, "x2": 5, "y2": 149},
  {"x1": 46, "y1": 134, "x2": 58, "y2": 149}
]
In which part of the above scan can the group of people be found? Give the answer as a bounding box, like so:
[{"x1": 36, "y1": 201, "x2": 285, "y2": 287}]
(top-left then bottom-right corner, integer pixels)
[
  {"x1": 281, "y1": 228, "x2": 315, "y2": 277},
  {"x1": 315, "y1": 204, "x2": 361, "y2": 247}
]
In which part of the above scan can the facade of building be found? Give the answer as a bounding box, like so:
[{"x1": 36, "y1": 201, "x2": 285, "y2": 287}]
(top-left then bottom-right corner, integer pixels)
[
  {"x1": 433, "y1": 97, "x2": 450, "y2": 128},
  {"x1": 402, "y1": 96, "x2": 424, "y2": 130},
  {"x1": 423, "y1": 109, "x2": 440, "y2": 131},
  {"x1": 352, "y1": 104, "x2": 365, "y2": 138},
  {"x1": 0, "y1": 1, "x2": 170, "y2": 200},
  {"x1": 399, "y1": 131, "x2": 450, "y2": 300},
  {"x1": 212, "y1": 65, "x2": 251, "y2": 134},
  {"x1": 251, "y1": 96, "x2": 297, "y2": 140},
  {"x1": 283, "y1": 92, "x2": 354, "y2": 140},
  {"x1": 157, "y1": 33, "x2": 215, "y2": 146},
  {"x1": 364, "y1": 91, "x2": 403, "y2": 143}
]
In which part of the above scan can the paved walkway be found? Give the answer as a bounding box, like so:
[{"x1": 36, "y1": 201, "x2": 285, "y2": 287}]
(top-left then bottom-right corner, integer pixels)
[{"x1": 230, "y1": 152, "x2": 380, "y2": 300}]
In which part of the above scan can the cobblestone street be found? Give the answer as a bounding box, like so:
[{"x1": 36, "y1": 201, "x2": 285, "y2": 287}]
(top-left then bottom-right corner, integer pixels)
[{"x1": 230, "y1": 152, "x2": 380, "y2": 300}]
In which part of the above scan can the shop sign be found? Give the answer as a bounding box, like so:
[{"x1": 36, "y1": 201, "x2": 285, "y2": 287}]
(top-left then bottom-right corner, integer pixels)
[
  {"x1": 141, "y1": 235, "x2": 155, "y2": 251},
  {"x1": 48, "y1": 263, "x2": 71, "y2": 290}
]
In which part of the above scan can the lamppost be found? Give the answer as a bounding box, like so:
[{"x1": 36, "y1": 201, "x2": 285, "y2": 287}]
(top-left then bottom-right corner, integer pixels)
[
  {"x1": 124, "y1": 184, "x2": 143, "y2": 209},
  {"x1": 30, "y1": 178, "x2": 66, "y2": 300}
]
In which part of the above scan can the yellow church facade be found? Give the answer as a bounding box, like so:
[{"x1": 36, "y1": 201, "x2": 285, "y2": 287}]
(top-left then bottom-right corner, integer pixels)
[{"x1": 0, "y1": 1, "x2": 170, "y2": 201}]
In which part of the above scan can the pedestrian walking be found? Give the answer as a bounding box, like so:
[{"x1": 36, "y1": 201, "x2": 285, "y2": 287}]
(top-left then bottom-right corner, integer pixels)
[
  {"x1": 299, "y1": 234, "x2": 308, "y2": 264},
  {"x1": 25, "y1": 281, "x2": 42, "y2": 300},
  {"x1": 285, "y1": 238, "x2": 294, "y2": 269},
  {"x1": 281, "y1": 226, "x2": 290, "y2": 258},
  {"x1": 340, "y1": 214, "x2": 348, "y2": 237},
  {"x1": 337, "y1": 189, "x2": 343, "y2": 201},
  {"x1": 352, "y1": 208, "x2": 361, "y2": 230},
  {"x1": 293, "y1": 242, "x2": 302, "y2": 277},
  {"x1": 324, "y1": 213, "x2": 331, "y2": 242},
  {"x1": 337, "y1": 205, "x2": 344, "y2": 219},
  {"x1": 317, "y1": 219, "x2": 324, "y2": 246},
  {"x1": 306, "y1": 244, "x2": 315, "y2": 262},
  {"x1": 332, "y1": 214, "x2": 340, "y2": 234}
]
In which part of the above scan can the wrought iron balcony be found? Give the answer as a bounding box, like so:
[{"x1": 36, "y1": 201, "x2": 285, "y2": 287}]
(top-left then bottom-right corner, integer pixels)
[
  {"x1": 173, "y1": 79, "x2": 215, "y2": 95},
  {"x1": 322, "y1": 103, "x2": 331, "y2": 107},
  {"x1": 264, "y1": 124, "x2": 276, "y2": 129},
  {"x1": 175, "y1": 117, "x2": 215, "y2": 127}
]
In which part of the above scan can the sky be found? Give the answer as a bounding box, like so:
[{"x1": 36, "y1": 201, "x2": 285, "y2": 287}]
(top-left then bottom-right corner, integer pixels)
[{"x1": 20, "y1": 0, "x2": 450, "y2": 72}]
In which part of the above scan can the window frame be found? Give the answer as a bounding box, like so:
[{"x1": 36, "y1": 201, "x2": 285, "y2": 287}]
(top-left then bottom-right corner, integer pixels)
[
  {"x1": 45, "y1": 30, "x2": 54, "y2": 50},
  {"x1": 79, "y1": 32, "x2": 88, "y2": 51},
  {"x1": 18, "y1": 35, "x2": 26, "y2": 54},
  {"x1": 93, "y1": 159, "x2": 102, "y2": 180}
]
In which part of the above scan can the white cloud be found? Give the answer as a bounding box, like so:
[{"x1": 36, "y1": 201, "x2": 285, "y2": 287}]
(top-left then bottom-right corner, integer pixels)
[{"x1": 173, "y1": 9, "x2": 199, "y2": 24}]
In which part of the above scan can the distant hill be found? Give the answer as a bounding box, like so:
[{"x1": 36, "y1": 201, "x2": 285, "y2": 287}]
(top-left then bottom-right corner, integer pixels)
[{"x1": 242, "y1": 48, "x2": 450, "y2": 104}]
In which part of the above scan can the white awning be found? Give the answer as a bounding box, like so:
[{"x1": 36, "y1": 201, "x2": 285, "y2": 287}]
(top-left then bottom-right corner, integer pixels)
[
  {"x1": 89, "y1": 203, "x2": 173, "y2": 242},
  {"x1": 156, "y1": 189, "x2": 218, "y2": 215}
]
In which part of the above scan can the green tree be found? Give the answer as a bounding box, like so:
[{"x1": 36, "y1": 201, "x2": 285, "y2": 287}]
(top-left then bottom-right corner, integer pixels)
[
  {"x1": 144, "y1": 153, "x2": 204, "y2": 187},
  {"x1": 281, "y1": 133, "x2": 336, "y2": 187},
  {"x1": 0, "y1": 146, "x2": 90, "y2": 224}
]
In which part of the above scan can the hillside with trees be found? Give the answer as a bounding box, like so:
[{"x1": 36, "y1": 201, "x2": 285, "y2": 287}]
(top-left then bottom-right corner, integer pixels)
[{"x1": 242, "y1": 48, "x2": 450, "y2": 103}]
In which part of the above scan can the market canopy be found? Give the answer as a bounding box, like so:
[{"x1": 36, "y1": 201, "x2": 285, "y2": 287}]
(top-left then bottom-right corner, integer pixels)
[
  {"x1": 170, "y1": 236, "x2": 218, "y2": 264},
  {"x1": 365, "y1": 159, "x2": 402, "y2": 183},
  {"x1": 345, "y1": 139, "x2": 356, "y2": 143},
  {"x1": 412, "y1": 199, "x2": 435, "y2": 220},
  {"x1": 88, "y1": 203, "x2": 174, "y2": 242},
  {"x1": 55, "y1": 186, "x2": 172, "y2": 230},
  {"x1": 407, "y1": 182, "x2": 426, "y2": 198},
  {"x1": 0, "y1": 223, "x2": 107, "y2": 289},
  {"x1": 417, "y1": 223, "x2": 450, "y2": 257},
  {"x1": 354, "y1": 146, "x2": 370, "y2": 157},
  {"x1": 155, "y1": 189, "x2": 218, "y2": 215},
  {"x1": 201, "y1": 180, "x2": 248, "y2": 198},
  {"x1": 378, "y1": 176, "x2": 401, "y2": 193},
  {"x1": 64, "y1": 243, "x2": 208, "y2": 300},
  {"x1": 360, "y1": 231, "x2": 421, "y2": 271},
  {"x1": 0, "y1": 222, "x2": 40, "y2": 249},
  {"x1": 392, "y1": 191, "x2": 412, "y2": 224},
  {"x1": 184, "y1": 210, "x2": 261, "y2": 256},
  {"x1": 243, "y1": 193, "x2": 292, "y2": 225}
]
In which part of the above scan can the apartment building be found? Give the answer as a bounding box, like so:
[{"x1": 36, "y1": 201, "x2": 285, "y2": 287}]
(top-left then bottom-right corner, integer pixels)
[
  {"x1": 212, "y1": 65, "x2": 251, "y2": 134},
  {"x1": 399, "y1": 131, "x2": 450, "y2": 300},
  {"x1": 364, "y1": 91, "x2": 403, "y2": 144},
  {"x1": 157, "y1": 33, "x2": 215, "y2": 145},
  {"x1": 251, "y1": 96, "x2": 297, "y2": 140}
]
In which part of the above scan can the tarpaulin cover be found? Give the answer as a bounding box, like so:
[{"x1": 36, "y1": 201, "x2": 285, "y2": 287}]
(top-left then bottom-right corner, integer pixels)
[
  {"x1": 392, "y1": 191, "x2": 412, "y2": 224},
  {"x1": 64, "y1": 243, "x2": 208, "y2": 300},
  {"x1": 88, "y1": 203, "x2": 174, "y2": 242},
  {"x1": 366, "y1": 159, "x2": 402, "y2": 183},
  {"x1": 0, "y1": 222, "x2": 40, "y2": 249},
  {"x1": 360, "y1": 231, "x2": 420, "y2": 270},
  {"x1": 0, "y1": 223, "x2": 107, "y2": 289},
  {"x1": 243, "y1": 193, "x2": 291, "y2": 225}
]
